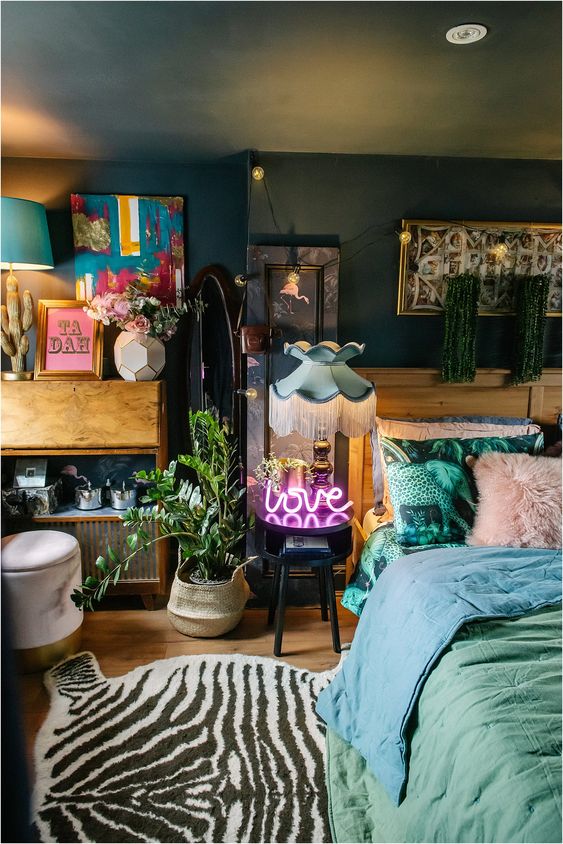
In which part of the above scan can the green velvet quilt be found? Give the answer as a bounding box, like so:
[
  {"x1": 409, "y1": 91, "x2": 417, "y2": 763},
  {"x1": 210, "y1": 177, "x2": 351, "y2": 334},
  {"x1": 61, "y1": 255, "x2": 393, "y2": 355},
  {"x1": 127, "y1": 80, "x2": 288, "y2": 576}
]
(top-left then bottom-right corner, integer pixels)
[{"x1": 326, "y1": 606, "x2": 562, "y2": 843}]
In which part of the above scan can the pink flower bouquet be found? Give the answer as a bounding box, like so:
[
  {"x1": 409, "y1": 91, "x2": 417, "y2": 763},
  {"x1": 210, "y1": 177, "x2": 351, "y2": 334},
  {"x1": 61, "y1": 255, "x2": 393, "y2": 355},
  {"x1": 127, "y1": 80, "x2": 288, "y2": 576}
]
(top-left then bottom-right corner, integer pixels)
[{"x1": 84, "y1": 284, "x2": 187, "y2": 342}]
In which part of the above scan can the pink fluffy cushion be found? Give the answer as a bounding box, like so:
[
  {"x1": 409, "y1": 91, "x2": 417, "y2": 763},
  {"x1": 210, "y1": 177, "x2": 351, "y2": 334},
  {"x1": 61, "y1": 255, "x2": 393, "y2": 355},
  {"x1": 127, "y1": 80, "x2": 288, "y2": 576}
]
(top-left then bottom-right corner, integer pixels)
[{"x1": 467, "y1": 452, "x2": 562, "y2": 549}]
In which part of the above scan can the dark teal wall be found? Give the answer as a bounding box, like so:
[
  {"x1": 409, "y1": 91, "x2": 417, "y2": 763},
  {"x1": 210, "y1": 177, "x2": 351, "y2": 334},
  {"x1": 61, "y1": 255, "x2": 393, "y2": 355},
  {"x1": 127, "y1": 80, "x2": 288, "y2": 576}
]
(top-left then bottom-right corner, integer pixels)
[
  {"x1": 1, "y1": 154, "x2": 248, "y2": 311},
  {"x1": 2, "y1": 151, "x2": 560, "y2": 457},
  {"x1": 249, "y1": 153, "x2": 562, "y2": 368},
  {"x1": 4, "y1": 152, "x2": 560, "y2": 372},
  {"x1": 1, "y1": 155, "x2": 249, "y2": 459}
]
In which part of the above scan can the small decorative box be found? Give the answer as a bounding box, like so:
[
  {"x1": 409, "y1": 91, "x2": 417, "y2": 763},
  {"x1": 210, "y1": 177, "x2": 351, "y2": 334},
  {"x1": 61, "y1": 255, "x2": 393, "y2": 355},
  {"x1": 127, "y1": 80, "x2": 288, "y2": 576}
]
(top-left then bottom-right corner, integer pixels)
[{"x1": 283, "y1": 535, "x2": 330, "y2": 554}]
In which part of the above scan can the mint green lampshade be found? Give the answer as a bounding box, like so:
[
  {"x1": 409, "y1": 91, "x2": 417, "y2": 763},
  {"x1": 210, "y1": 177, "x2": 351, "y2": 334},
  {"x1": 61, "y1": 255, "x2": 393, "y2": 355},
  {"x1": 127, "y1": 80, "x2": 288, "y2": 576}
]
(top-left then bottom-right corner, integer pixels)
[
  {"x1": 269, "y1": 341, "x2": 376, "y2": 439},
  {"x1": 1, "y1": 197, "x2": 54, "y2": 270}
]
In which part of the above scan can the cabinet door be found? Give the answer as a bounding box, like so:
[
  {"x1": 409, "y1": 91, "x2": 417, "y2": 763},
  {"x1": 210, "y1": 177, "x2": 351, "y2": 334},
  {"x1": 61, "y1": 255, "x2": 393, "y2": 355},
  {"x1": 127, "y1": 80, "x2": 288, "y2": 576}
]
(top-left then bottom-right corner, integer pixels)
[{"x1": 2, "y1": 381, "x2": 163, "y2": 450}]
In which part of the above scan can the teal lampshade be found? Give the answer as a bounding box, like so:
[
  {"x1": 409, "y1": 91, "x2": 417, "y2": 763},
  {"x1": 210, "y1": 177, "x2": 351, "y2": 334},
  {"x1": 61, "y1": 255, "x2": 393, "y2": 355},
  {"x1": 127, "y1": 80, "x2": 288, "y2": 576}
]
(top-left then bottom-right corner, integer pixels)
[
  {"x1": 269, "y1": 341, "x2": 376, "y2": 439},
  {"x1": 1, "y1": 197, "x2": 54, "y2": 270}
]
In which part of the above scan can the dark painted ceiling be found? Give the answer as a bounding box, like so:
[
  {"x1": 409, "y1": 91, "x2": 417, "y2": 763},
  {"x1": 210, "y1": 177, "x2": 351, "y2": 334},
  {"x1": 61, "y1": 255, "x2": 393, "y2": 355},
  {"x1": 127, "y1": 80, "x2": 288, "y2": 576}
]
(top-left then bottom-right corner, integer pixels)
[{"x1": 1, "y1": 1, "x2": 561, "y2": 162}]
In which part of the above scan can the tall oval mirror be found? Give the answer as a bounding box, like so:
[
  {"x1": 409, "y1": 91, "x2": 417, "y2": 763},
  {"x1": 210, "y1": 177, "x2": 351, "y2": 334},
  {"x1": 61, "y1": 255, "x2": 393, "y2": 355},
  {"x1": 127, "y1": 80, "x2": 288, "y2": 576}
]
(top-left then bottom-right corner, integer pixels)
[{"x1": 187, "y1": 265, "x2": 241, "y2": 433}]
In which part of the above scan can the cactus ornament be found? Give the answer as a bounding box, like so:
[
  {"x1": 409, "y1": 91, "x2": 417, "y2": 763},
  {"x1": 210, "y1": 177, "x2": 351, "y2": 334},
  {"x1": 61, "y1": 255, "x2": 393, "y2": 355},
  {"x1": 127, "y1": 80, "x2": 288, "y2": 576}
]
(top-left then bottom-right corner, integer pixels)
[
  {"x1": 1, "y1": 197, "x2": 53, "y2": 378},
  {"x1": 1, "y1": 267, "x2": 34, "y2": 379}
]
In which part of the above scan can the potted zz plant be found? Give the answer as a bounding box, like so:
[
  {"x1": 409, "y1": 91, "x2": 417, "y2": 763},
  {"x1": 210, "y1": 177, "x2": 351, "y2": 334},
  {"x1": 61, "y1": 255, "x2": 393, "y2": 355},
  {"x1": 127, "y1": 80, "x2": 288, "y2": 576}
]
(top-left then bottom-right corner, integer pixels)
[{"x1": 72, "y1": 410, "x2": 254, "y2": 637}]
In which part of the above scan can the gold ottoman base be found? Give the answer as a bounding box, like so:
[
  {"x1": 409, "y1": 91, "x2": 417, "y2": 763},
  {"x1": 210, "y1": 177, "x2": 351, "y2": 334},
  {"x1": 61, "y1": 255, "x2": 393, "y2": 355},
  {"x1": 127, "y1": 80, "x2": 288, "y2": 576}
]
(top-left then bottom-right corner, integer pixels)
[{"x1": 16, "y1": 626, "x2": 83, "y2": 674}]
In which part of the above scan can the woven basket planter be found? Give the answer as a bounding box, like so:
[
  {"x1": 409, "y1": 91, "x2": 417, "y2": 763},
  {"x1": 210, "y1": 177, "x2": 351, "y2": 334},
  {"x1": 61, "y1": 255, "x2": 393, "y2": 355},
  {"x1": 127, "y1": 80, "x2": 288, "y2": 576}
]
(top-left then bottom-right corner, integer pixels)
[{"x1": 167, "y1": 566, "x2": 250, "y2": 638}]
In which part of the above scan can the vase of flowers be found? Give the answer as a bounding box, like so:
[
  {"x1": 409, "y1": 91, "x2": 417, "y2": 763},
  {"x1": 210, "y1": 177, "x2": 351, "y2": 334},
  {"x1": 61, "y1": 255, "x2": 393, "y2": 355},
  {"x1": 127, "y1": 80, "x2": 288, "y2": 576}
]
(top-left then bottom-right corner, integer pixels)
[
  {"x1": 255, "y1": 454, "x2": 311, "y2": 493},
  {"x1": 280, "y1": 458, "x2": 310, "y2": 489},
  {"x1": 84, "y1": 283, "x2": 188, "y2": 381},
  {"x1": 255, "y1": 453, "x2": 286, "y2": 493}
]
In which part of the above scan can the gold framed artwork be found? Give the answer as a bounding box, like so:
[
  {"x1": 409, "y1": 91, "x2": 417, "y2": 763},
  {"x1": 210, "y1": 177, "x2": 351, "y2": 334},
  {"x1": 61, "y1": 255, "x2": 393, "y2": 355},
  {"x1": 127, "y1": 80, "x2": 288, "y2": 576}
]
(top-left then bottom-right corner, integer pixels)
[
  {"x1": 34, "y1": 300, "x2": 103, "y2": 380},
  {"x1": 397, "y1": 219, "x2": 562, "y2": 316}
]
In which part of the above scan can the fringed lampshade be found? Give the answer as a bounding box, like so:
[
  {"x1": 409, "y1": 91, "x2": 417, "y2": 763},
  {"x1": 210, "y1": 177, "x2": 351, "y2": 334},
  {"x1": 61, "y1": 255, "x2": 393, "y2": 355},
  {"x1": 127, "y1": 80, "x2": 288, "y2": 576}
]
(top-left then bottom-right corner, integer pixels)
[{"x1": 269, "y1": 341, "x2": 376, "y2": 491}]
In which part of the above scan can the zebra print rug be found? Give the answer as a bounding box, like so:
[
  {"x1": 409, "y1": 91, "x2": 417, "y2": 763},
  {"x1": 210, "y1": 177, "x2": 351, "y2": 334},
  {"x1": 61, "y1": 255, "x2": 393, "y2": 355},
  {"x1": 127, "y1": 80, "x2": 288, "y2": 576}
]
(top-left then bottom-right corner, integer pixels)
[{"x1": 33, "y1": 651, "x2": 339, "y2": 843}]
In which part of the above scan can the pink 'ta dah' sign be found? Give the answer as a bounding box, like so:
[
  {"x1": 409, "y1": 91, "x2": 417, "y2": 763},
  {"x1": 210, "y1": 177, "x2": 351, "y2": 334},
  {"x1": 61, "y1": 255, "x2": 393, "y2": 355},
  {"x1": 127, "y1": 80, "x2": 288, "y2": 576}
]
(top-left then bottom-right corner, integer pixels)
[{"x1": 44, "y1": 308, "x2": 95, "y2": 371}]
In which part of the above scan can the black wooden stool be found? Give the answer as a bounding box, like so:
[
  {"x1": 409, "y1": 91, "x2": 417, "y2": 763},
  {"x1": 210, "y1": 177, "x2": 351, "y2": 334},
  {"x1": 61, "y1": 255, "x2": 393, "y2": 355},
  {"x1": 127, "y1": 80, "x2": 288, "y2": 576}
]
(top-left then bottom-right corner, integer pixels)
[
  {"x1": 255, "y1": 508, "x2": 353, "y2": 657},
  {"x1": 267, "y1": 557, "x2": 341, "y2": 656}
]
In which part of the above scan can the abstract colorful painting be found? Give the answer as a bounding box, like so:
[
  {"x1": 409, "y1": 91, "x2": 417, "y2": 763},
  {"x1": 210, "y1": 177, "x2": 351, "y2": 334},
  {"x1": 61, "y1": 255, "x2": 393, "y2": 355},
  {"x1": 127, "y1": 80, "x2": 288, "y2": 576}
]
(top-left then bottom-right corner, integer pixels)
[{"x1": 72, "y1": 194, "x2": 184, "y2": 305}]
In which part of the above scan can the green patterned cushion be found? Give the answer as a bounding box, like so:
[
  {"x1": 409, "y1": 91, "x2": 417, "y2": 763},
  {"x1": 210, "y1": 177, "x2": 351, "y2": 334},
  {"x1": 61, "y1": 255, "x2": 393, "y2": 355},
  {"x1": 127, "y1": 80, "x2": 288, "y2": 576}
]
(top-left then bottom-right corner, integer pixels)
[
  {"x1": 381, "y1": 433, "x2": 544, "y2": 547},
  {"x1": 341, "y1": 522, "x2": 460, "y2": 617},
  {"x1": 341, "y1": 524, "x2": 404, "y2": 616}
]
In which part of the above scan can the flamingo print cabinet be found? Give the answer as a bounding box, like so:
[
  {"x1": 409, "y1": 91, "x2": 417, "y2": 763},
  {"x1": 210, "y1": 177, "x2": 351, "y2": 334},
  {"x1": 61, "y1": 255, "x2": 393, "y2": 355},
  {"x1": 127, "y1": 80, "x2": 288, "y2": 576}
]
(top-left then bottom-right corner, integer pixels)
[
  {"x1": 244, "y1": 245, "x2": 342, "y2": 604},
  {"x1": 245, "y1": 245, "x2": 340, "y2": 479},
  {"x1": 1, "y1": 380, "x2": 168, "y2": 609}
]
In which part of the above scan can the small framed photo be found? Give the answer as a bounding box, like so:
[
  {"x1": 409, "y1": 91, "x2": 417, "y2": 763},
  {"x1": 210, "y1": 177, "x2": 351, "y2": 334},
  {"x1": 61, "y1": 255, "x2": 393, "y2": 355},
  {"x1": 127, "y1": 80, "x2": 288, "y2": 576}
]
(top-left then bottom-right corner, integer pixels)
[
  {"x1": 14, "y1": 458, "x2": 48, "y2": 488},
  {"x1": 34, "y1": 300, "x2": 103, "y2": 380}
]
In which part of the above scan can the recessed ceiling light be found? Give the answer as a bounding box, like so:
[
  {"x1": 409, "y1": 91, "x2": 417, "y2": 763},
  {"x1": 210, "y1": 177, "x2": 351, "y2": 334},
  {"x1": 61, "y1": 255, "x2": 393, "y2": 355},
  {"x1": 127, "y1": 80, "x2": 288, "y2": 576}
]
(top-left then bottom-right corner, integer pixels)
[{"x1": 446, "y1": 24, "x2": 488, "y2": 45}]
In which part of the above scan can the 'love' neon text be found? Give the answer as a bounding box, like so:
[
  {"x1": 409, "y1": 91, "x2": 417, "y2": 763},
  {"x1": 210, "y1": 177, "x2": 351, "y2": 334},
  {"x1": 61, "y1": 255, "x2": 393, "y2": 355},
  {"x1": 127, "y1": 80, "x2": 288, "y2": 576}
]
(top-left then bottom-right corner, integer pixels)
[
  {"x1": 264, "y1": 511, "x2": 348, "y2": 529},
  {"x1": 264, "y1": 482, "x2": 353, "y2": 515}
]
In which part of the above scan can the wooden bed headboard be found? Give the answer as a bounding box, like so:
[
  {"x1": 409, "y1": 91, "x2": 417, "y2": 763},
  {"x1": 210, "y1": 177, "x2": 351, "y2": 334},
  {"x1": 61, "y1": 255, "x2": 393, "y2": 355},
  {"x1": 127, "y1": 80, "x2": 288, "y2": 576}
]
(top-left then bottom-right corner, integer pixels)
[{"x1": 347, "y1": 367, "x2": 562, "y2": 525}]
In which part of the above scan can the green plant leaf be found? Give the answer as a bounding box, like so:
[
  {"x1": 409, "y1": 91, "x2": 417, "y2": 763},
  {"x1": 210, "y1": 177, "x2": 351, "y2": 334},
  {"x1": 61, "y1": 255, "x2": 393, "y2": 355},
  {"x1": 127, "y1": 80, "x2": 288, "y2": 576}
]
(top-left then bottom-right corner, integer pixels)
[
  {"x1": 76, "y1": 409, "x2": 253, "y2": 605},
  {"x1": 107, "y1": 546, "x2": 119, "y2": 564},
  {"x1": 424, "y1": 460, "x2": 475, "y2": 508},
  {"x1": 95, "y1": 556, "x2": 109, "y2": 573},
  {"x1": 429, "y1": 438, "x2": 464, "y2": 464}
]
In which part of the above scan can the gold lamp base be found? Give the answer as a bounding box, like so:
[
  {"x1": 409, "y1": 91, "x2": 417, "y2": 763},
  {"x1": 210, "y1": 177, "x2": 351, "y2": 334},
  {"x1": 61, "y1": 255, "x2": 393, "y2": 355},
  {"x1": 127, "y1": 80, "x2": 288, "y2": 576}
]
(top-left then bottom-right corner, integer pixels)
[
  {"x1": 1, "y1": 370, "x2": 33, "y2": 381},
  {"x1": 310, "y1": 435, "x2": 333, "y2": 493}
]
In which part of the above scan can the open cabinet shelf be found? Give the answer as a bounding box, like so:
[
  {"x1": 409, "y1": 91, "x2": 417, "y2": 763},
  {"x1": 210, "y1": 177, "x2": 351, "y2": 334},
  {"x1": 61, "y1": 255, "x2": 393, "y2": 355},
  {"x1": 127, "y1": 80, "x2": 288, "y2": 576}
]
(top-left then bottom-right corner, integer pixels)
[{"x1": 1, "y1": 379, "x2": 169, "y2": 606}]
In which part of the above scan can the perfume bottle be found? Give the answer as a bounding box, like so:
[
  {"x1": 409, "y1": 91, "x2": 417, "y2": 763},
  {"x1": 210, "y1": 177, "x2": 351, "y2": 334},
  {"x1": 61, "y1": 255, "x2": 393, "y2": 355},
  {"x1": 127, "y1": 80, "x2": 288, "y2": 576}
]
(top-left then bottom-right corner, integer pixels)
[{"x1": 103, "y1": 478, "x2": 112, "y2": 507}]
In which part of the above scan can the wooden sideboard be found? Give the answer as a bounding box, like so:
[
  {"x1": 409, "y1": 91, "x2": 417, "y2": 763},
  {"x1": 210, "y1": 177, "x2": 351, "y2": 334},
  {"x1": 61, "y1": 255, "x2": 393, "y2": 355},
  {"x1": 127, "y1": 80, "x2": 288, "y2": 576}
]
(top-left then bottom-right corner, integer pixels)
[{"x1": 1, "y1": 380, "x2": 169, "y2": 607}]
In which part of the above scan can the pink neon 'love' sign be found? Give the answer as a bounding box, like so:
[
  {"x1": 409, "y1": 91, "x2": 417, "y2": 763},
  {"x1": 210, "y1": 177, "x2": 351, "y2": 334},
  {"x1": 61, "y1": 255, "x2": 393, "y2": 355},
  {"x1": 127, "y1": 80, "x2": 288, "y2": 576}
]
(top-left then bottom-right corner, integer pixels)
[
  {"x1": 263, "y1": 511, "x2": 349, "y2": 530},
  {"x1": 264, "y1": 482, "x2": 353, "y2": 515}
]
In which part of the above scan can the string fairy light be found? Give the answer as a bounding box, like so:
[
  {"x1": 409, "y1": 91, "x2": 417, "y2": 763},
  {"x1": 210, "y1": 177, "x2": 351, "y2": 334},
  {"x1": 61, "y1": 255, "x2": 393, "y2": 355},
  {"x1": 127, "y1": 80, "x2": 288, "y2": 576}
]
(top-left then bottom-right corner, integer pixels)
[
  {"x1": 490, "y1": 236, "x2": 509, "y2": 261},
  {"x1": 243, "y1": 160, "x2": 548, "y2": 282},
  {"x1": 398, "y1": 230, "x2": 412, "y2": 245},
  {"x1": 286, "y1": 266, "x2": 301, "y2": 285}
]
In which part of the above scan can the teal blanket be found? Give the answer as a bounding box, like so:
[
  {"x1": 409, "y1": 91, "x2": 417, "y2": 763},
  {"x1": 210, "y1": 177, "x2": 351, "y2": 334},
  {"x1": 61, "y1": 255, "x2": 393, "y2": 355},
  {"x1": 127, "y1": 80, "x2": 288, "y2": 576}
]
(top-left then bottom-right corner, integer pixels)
[
  {"x1": 341, "y1": 521, "x2": 462, "y2": 617},
  {"x1": 326, "y1": 606, "x2": 562, "y2": 843},
  {"x1": 317, "y1": 545, "x2": 562, "y2": 805}
]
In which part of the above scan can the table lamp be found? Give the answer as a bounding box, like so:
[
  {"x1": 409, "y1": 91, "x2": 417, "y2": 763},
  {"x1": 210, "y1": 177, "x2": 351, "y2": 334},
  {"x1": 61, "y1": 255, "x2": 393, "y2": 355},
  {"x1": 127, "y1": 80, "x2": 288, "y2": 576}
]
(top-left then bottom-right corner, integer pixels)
[
  {"x1": 1, "y1": 197, "x2": 53, "y2": 380},
  {"x1": 269, "y1": 341, "x2": 376, "y2": 493}
]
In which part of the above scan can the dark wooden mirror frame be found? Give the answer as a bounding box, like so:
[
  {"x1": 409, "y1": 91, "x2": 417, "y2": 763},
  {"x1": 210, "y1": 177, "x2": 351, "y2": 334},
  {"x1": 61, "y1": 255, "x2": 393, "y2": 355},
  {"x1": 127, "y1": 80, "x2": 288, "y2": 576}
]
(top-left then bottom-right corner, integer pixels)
[{"x1": 187, "y1": 264, "x2": 243, "y2": 437}]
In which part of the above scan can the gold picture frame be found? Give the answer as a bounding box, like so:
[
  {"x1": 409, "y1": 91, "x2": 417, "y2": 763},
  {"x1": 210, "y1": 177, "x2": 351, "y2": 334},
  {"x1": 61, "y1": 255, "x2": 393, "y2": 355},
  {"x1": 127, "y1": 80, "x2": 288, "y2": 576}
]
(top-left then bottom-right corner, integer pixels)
[
  {"x1": 397, "y1": 219, "x2": 562, "y2": 316},
  {"x1": 34, "y1": 300, "x2": 103, "y2": 380}
]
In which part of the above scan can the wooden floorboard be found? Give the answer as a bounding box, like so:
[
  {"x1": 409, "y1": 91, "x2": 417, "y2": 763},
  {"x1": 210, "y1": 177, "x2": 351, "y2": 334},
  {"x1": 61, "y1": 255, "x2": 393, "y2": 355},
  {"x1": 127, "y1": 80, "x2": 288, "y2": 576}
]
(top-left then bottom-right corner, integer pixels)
[{"x1": 17, "y1": 603, "x2": 358, "y2": 781}]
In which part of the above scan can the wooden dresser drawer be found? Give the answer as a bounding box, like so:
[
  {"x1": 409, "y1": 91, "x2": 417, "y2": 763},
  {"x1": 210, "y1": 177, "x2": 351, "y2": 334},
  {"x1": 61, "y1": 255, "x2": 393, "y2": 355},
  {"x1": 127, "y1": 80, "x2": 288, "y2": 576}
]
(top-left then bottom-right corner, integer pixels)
[{"x1": 1, "y1": 380, "x2": 163, "y2": 450}]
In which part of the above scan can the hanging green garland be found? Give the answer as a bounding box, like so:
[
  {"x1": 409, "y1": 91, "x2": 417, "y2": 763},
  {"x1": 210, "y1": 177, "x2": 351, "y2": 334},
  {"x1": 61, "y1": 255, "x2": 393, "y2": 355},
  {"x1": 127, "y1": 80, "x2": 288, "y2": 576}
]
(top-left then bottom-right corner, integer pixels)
[
  {"x1": 511, "y1": 274, "x2": 550, "y2": 385},
  {"x1": 442, "y1": 272, "x2": 480, "y2": 383}
]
